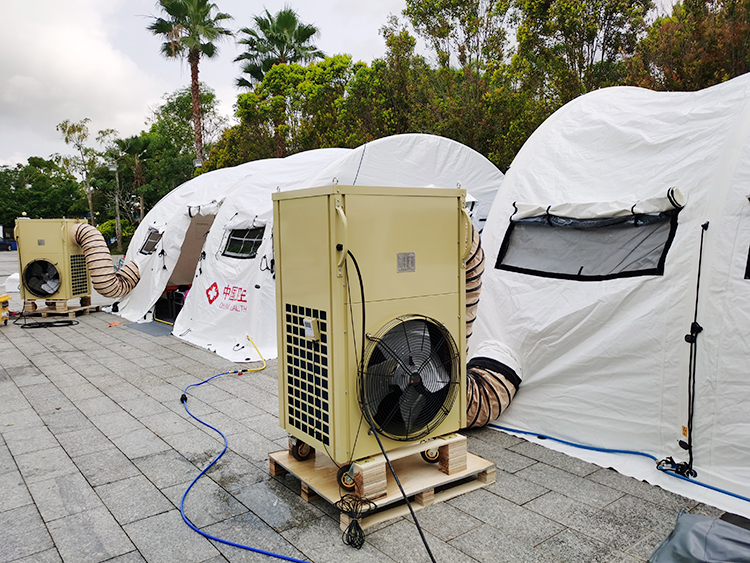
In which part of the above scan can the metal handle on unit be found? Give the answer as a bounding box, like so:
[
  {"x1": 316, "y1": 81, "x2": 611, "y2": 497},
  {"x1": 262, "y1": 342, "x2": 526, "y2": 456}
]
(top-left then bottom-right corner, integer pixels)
[
  {"x1": 336, "y1": 203, "x2": 348, "y2": 270},
  {"x1": 460, "y1": 207, "x2": 473, "y2": 263}
]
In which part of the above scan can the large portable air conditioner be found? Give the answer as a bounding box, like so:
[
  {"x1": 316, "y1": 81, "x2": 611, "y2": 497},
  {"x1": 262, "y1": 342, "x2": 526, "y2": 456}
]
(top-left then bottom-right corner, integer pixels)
[
  {"x1": 15, "y1": 218, "x2": 91, "y2": 301},
  {"x1": 273, "y1": 186, "x2": 469, "y2": 466}
]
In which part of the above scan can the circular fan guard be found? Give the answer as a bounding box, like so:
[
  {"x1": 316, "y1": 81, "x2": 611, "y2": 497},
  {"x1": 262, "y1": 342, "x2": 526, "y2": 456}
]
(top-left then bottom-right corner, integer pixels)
[
  {"x1": 23, "y1": 259, "x2": 61, "y2": 298},
  {"x1": 359, "y1": 315, "x2": 460, "y2": 441}
]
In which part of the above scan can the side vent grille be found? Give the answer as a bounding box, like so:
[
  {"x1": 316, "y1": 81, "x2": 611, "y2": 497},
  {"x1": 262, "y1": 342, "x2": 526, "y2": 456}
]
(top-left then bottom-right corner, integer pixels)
[
  {"x1": 70, "y1": 254, "x2": 89, "y2": 296},
  {"x1": 285, "y1": 304, "x2": 330, "y2": 445}
]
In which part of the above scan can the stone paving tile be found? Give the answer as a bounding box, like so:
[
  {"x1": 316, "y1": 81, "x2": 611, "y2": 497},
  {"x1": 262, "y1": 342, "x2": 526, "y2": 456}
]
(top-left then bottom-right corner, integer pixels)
[
  {"x1": 124, "y1": 509, "x2": 220, "y2": 563},
  {"x1": 603, "y1": 494, "x2": 677, "y2": 537},
  {"x1": 10, "y1": 547, "x2": 63, "y2": 562},
  {"x1": 140, "y1": 409, "x2": 199, "y2": 438},
  {"x1": 587, "y1": 468, "x2": 698, "y2": 512},
  {"x1": 41, "y1": 408, "x2": 94, "y2": 435},
  {"x1": 73, "y1": 447, "x2": 141, "y2": 487},
  {"x1": 466, "y1": 437, "x2": 538, "y2": 474},
  {"x1": 163, "y1": 427, "x2": 226, "y2": 466},
  {"x1": 227, "y1": 430, "x2": 285, "y2": 465},
  {"x1": 465, "y1": 426, "x2": 525, "y2": 449},
  {"x1": 483, "y1": 468, "x2": 550, "y2": 505},
  {"x1": 448, "y1": 523, "x2": 557, "y2": 563},
  {"x1": 508, "y1": 440, "x2": 600, "y2": 477},
  {"x1": 54, "y1": 426, "x2": 113, "y2": 457},
  {"x1": 403, "y1": 502, "x2": 482, "y2": 542},
  {"x1": 59, "y1": 381, "x2": 106, "y2": 402},
  {"x1": 47, "y1": 505, "x2": 135, "y2": 563},
  {"x1": 0, "y1": 470, "x2": 33, "y2": 512},
  {"x1": 132, "y1": 449, "x2": 200, "y2": 489},
  {"x1": 537, "y1": 527, "x2": 631, "y2": 562},
  {"x1": 689, "y1": 503, "x2": 725, "y2": 518},
  {"x1": 15, "y1": 446, "x2": 79, "y2": 484},
  {"x1": 75, "y1": 395, "x2": 121, "y2": 418},
  {"x1": 280, "y1": 515, "x2": 393, "y2": 563},
  {"x1": 110, "y1": 427, "x2": 172, "y2": 459},
  {"x1": 27, "y1": 471, "x2": 104, "y2": 522},
  {"x1": 232, "y1": 477, "x2": 324, "y2": 533},
  {"x1": 3, "y1": 425, "x2": 60, "y2": 456},
  {"x1": 118, "y1": 395, "x2": 169, "y2": 418},
  {"x1": 204, "y1": 450, "x2": 267, "y2": 495},
  {"x1": 96, "y1": 475, "x2": 173, "y2": 525},
  {"x1": 164, "y1": 477, "x2": 249, "y2": 529},
  {"x1": 0, "y1": 504, "x2": 55, "y2": 561},
  {"x1": 89, "y1": 410, "x2": 145, "y2": 439},
  {"x1": 448, "y1": 488, "x2": 564, "y2": 545},
  {"x1": 209, "y1": 397, "x2": 264, "y2": 421},
  {"x1": 515, "y1": 462, "x2": 624, "y2": 509},
  {"x1": 366, "y1": 518, "x2": 478, "y2": 563},
  {"x1": 1, "y1": 407, "x2": 46, "y2": 432},
  {"x1": 525, "y1": 491, "x2": 652, "y2": 552}
]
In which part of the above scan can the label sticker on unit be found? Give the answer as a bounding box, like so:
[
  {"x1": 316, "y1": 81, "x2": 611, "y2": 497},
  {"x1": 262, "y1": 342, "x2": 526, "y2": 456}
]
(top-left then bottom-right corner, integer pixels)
[
  {"x1": 397, "y1": 252, "x2": 416, "y2": 273},
  {"x1": 302, "y1": 318, "x2": 320, "y2": 340}
]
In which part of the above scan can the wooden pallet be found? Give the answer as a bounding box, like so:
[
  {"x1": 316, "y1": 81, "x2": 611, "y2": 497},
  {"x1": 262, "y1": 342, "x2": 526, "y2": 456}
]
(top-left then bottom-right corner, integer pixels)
[
  {"x1": 24, "y1": 297, "x2": 95, "y2": 317},
  {"x1": 269, "y1": 434, "x2": 496, "y2": 532},
  {"x1": 34, "y1": 305, "x2": 100, "y2": 318}
]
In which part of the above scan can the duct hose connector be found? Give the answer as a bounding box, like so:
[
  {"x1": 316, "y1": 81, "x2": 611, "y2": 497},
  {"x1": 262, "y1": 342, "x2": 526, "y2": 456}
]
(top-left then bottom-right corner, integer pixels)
[
  {"x1": 464, "y1": 224, "x2": 521, "y2": 428},
  {"x1": 72, "y1": 223, "x2": 141, "y2": 298}
]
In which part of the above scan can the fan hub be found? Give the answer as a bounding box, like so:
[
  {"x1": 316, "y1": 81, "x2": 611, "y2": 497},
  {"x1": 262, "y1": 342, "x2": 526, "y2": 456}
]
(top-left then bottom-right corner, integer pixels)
[{"x1": 409, "y1": 373, "x2": 422, "y2": 386}]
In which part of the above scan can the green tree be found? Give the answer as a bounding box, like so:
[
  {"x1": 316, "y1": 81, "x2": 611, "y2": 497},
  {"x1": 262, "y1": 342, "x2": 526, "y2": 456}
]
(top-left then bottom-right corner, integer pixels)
[
  {"x1": 234, "y1": 7, "x2": 325, "y2": 87},
  {"x1": 627, "y1": 0, "x2": 750, "y2": 90},
  {"x1": 0, "y1": 158, "x2": 85, "y2": 234},
  {"x1": 513, "y1": 0, "x2": 653, "y2": 105},
  {"x1": 148, "y1": 83, "x2": 227, "y2": 155},
  {"x1": 148, "y1": 0, "x2": 232, "y2": 160},
  {"x1": 404, "y1": 0, "x2": 510, "y2": 69},
  {"x1": 56, "y1": 118, "x2": 101, "y2": 226}
]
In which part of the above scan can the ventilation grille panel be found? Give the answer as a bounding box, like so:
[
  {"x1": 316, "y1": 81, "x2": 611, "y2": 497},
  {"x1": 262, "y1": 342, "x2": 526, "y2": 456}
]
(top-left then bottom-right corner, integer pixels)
[
  {"x1": 70, "y1": 254, "x2": 89, "y2": 296},
  {"x1": 285, "y1": 304, "x2": 330, "y2": 446}
]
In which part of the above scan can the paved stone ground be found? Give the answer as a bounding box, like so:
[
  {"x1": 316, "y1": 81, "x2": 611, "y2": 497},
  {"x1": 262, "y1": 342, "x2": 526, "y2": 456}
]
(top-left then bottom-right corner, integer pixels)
[{"x1": 0, "y1": 251, "x2": 726, "y2": 563}]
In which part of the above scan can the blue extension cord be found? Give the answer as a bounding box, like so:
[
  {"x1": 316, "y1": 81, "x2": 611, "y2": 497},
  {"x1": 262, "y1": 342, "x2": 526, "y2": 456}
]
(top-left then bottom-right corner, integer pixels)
[
  {"x1": 180, "y1": 371, "x2": 309, "y2": 563},
  {"x1": 488, "y1": 423, "x2": 750, "y2": 506}
]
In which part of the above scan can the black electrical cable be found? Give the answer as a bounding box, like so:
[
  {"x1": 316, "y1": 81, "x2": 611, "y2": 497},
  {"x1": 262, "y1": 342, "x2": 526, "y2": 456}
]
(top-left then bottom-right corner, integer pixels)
[
  {"x1": 12, "y1": 312, "x2": 79, "y2": 329},
  {"x1": 345, "y1": 250, "x2": 438, "y2": 563}
]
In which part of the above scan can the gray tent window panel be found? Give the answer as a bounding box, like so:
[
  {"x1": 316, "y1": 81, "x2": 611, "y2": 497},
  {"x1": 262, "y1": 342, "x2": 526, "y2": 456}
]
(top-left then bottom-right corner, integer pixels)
[
  {"x1": 495, "y1": 211, "x2": 679, "y2": 281},
  {"x1": 223, "y1": 227, "x2": 264, "y2": 259},
  {"x1": 140, "y1": 229, "x2": 163, "y2": 255}
]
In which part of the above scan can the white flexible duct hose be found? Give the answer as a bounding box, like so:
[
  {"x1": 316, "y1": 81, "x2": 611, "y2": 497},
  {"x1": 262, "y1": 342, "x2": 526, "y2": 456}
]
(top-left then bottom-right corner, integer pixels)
[{"x1": 72, "y1": 223, "x2": 140, "y2": 298}]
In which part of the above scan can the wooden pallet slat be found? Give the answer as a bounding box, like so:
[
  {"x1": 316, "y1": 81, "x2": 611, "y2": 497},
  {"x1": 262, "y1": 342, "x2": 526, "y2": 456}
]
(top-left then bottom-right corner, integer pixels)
[{"x1": 268, "y1": 433, "x2": 496, "y2": 533}]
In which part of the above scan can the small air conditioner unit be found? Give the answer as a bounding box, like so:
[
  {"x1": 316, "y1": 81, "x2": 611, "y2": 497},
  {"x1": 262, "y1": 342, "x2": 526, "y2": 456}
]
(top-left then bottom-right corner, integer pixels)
[
  {"x1": 272, "y1": 186, "x2": 469, "y2": 469},
  {"x1": 15, "y1": 218, "x2": 91, "y2": 301}
]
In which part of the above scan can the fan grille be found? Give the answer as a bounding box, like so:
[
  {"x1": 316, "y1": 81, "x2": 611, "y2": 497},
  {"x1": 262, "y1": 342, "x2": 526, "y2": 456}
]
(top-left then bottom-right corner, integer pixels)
[
  {"x1": 23, "y1": 259, "x2": 61, "y2": 298},
  {"x1": 360, "y1": 315, "x2": 460, "y2": 441},
  {"x1": 284, "y1": 304, "x2": 331, "y2": 446}
]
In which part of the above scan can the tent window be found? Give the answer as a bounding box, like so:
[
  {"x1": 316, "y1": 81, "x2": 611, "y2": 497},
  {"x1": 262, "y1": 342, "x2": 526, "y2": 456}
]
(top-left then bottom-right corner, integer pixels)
[
  {"x1": 495, "y1": 210, "x2": 679, "y2": 281},
  {"x1": 140, "y1": 229, "x2": 163, "y2": 255},
  {"x1": 223, "y1": 227, "x2": 264, "y2": 259}
]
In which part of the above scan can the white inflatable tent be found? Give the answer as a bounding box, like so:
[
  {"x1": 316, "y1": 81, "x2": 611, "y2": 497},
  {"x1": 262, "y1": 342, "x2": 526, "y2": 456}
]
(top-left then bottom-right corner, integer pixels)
[
  {"x1": 472, "y1": 73, "x2": 750, "y2": 516},
  {"x1": 174, "y1": 133, "x2": 505, "y2": 361}
]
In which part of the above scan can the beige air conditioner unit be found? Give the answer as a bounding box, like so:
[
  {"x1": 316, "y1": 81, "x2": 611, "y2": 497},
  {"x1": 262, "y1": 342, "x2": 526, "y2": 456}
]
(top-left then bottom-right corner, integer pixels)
[
  {"x1": 15, "y1": 219, "x2": 91, "y2": 301},
  {"x1": 272, "y1": 185, "x2": 469, "y2": 471}
]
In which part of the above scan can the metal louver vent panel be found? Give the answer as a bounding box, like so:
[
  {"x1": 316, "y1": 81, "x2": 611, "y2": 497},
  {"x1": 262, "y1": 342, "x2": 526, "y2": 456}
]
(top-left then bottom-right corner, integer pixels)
[
  {"x1": 70, "y1": 254, "x2": 89, "y2": 296},
  {"x1": 285, "y1": 304, "x2": 330, "y2": 446}
]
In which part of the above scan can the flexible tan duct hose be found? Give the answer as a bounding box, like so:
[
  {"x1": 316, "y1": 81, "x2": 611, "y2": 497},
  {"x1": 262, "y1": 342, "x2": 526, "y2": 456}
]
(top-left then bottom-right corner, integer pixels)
[
  {"x1": 72, "y1": 223, "x2": 140, "y2": 298},
  {"x1": 464, "y1": 224, "x2": 521, "y2": 428},
  {"x1": 465, "y1": 225, "x2": 484, "y2": 347}
]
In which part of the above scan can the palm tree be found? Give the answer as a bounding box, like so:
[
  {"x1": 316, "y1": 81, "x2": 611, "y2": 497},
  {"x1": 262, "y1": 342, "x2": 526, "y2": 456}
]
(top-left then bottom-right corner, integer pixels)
[
  {"x1": 234, "y1": 7, "x2": 325, "y2": 88},
  {"x1": 148, "y1": 0, "x2": 232, "y2": 160}
]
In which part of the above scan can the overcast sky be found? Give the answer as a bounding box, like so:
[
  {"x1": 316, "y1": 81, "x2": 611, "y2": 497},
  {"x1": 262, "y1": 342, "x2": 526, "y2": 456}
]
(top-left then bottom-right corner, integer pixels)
[
  {"x1": 1, "y1": 0, "x2": 676, "y2": 168},
  {"x1": 0, "y1": 0, "x2": 414, "y2": 167}
]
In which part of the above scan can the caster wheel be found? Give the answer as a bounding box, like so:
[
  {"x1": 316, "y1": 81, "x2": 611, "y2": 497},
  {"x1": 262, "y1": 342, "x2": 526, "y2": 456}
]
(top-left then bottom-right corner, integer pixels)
[
  {"x1": 421, "y1": 448, "x2": 440, "y2": 463},
  {"x1": 337, "y1": 464, "x2": 356, "y2": 492},
  {"x1": 291, "y1": 440, "x2": 313, "y2": 461}
]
